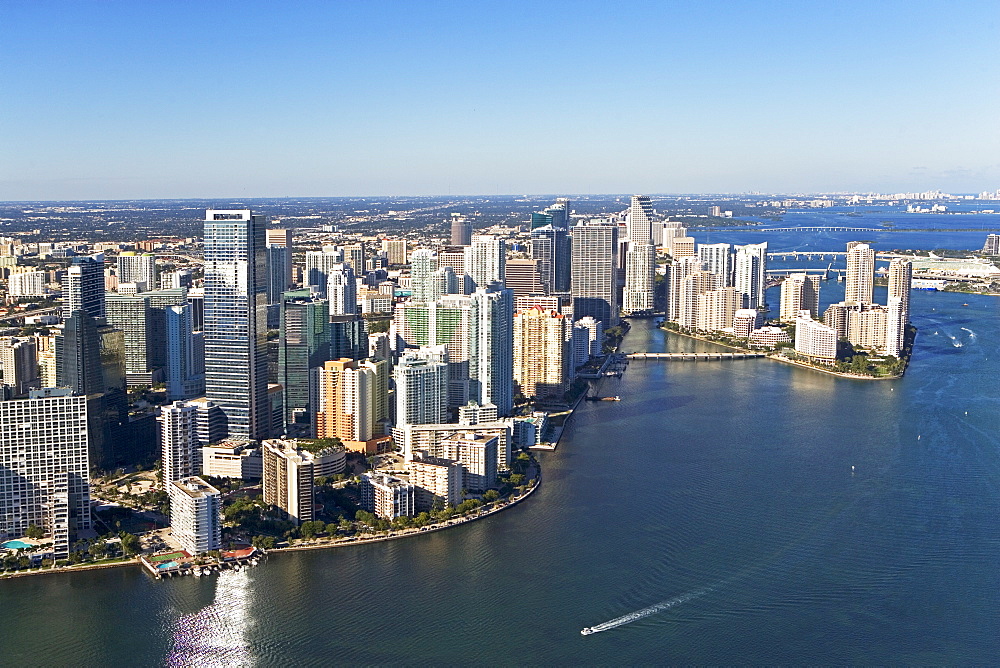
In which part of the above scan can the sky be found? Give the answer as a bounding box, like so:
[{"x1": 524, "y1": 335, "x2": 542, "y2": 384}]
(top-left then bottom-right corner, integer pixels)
[{"x1": 2, "y1": 1, "x2": 998, "y2": 200}]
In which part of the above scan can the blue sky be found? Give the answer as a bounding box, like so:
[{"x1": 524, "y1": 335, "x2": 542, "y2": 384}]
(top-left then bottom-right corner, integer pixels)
[{"x1": 2, "y1": 1, "x2": 998, "y2": 200}]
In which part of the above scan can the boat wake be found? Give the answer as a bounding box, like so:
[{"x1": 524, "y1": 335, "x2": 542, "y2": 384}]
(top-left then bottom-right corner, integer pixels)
[
  {"x1": 581, "y1": 586, "x2": 714, "y2": 636},
  {"x1": 960, "y1": 327, "x2": 976, "y2": 339}
]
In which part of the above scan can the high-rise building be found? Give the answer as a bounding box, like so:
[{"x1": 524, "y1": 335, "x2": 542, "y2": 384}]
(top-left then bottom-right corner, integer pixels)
[
  {"x1": 7, "y1": 268, "x2": 47, "y2": 299},
  {"x1": 504, "y1": 258, "x2": 546, "y2": 296},
  {"x1": 265, "y1": 229, "x2": 293, "y2": 305},
  {"x1": 342, "y1": 244, "x2": 365, "y2": 274},
  {"x1": 203, "y1": 209, "x2": 269, "y2": 441},
  {"x1": 105, "y1": 293, "x2": 156, "y2": 386},
  {"x1": 449, "y1": 214, "x2": 473, "y2": 246},
  {"x1": 168, "y1": 476, "x2": 221, "y2": 554},
  {"x1": 668, "y1": 257, "x2": 703, "y2": 323},
  {"x1": 623, "y1": 242, "x2": 656, "y2": 315},
  {"x1": 326, "y1": 263, "x2": 357, "y2": 317},
  {"x1": 261, "y1": 439, "x2": 316, "y2": 524},
  {"x1": 794, "y1": 312, "x2": 838, "y2": 360},
  {"x1": 165, "y1": 303, "x2": 205, "y2": 401},
  {"x1": 530, "y1": 224, "x2": 571, "y2": 294},
  {"x1": 360, "y1": 472, "x2": 415, "y2": 519},
  {"x1": 571, "y1": 316, "x2": 604, "y2": 371},
  {"x1": 513, "y1": 306, "x2": 567, "y2": 401},
  {"x1": 465, "y1": 235, "x2": 505, "y2": 291},
  {"x1": 409, "y1": 249, "x2": 439, "y2": 302},
  {"x1": 845, "y1": 243, "x2": 875, "y2": 305},
  {"x1": 63, "y1": 255, "x2": 106, "y2": 320},
  {"x1": 314, "y1": 358, "x2": 390, "y2": 454},
  {"x1": 438, "y1": 432, "x2": 498, "y2": 492},
  {"x1": 627, "y1": 195, "x2": 655, "y2": 245},
  {"x1": 116, "y1": 252, "x2": 157, "y2": 291},
  {"x1": 885, "y1": 258, "x2": 912, "y2": 357},
  {"x1": 734, "y1": 243, "x2": 768, "y2": 309},
  {"x1": 0, "y1": 337, "x2": 39, "y2": 397},
  {"x1": 408, "y1": 456, "x2": 464, "y2": 510},
  {"x1": 732, "y1": 309, "x2": 762, "y2": 338},
  {"x1": 381, "y1": 239, "x2": 408, "y2": 265},
  {"x1": 571, "y1": 221, "x2": 619, "y2": 326},
  {"x1": 696, "y1": 286, "x2": 742, "y2": 333},
  {"x1": 779, "y1": 273, "x2": 821, "y2": 322},
  {"x1": 698, "y1": 243, "x2": 732, "y2": 286},
  {"x1": 159, "y1": 401, "x2": 202, "y2": 484},
  {"x1": 982, "y1": 234, "x2": 1000, "y2": 255},
  {"x1": 846, "y1": 303, "x2": 888, "y2": 350},
  {"x1": 278, "y1": 290, "x2": 330, "y2": 430},
  {"x1": 671, "y1": 237, "x2": 697, "y2": 258},
  {"x1": 305, "y1": 246, "x2": 344, "y2": 297},
  {"x1": 679, "y1": 270, "x2": 720, "y2": 329},
  {"x1": 0, "y1": 388, "x2": 90, "y2": 558},
  {"x1": 469, "y1": 288, "x2": 514, "y2": 415},
  {"x1": 393, "y1": 346, "x2": 449, "y2": 428}
]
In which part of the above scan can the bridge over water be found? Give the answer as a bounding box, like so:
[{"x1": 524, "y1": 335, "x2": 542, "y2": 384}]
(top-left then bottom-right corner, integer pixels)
[
  {"x1": 628, "y1": 352, "x2": 765, "y2": 361},
  {"x1": 754, "y1": 226, "x2": 884, "y2": 233}
]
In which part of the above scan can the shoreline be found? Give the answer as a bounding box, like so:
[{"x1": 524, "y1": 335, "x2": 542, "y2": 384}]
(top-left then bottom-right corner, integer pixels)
[{"x1": 657, "y1": 324, "x2": 905, "y2": 381}]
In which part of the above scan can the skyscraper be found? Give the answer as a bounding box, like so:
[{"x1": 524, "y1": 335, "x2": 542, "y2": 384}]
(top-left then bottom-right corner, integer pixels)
[
  {"x1": 203, "y1": 209, "x2": 269, "y2": 441},
  {"x1": 278, "y1": 290, "x2": 330, "y2": 430},
  {"x1": 464, "y1": 235, "x2": 506, "y2": 291},
  {"x1": 623, "y1": 243, "x2": 656, "y2": 315},
  {"x1": 626, "y1": 195, "x2": 654, "y2": 246},
  {"x1": 733, "y1": 243, "x2": 768, "y2": 309},
  {"x1": 571, "y1": 221, "x2": 619, "y2": 326},
  {"x1": 305, "y1": 246, "x2": 344, "y2": 297},
  {"x1": 469, "y1": 287, "x2": 514, "y2": 416},
  {"x1": 393, "y1": 346, "x2": 449, "y2": 428},
  {"x1": 513, "y1": 306, "x2": 567, "y2": 401},
  {"x1": 165, "y1": 303, "x2": 205, "y2": 401},
  {"x1": 845, "y1": 242, "x2": 875, "y2": 305},
  {"x1": 410, "y1": 249, "x2": 439, "y2": 302},
  {"x1": 531, "y1": 224, "x2": 571, "y2": 294},
  {"x1": 116, "y1": 252, "x2": 157, "y2": 290},
  {"x1": 885, "y1": 258, "x2": 912, "y2": 357},
  {"x1": 450, "y1": 214, "x2": 473, "y2": 246},
  {"x1": 265, "y1": 229, "x2": 293, "y2": 305},
  {"x1": 314, "y1": 358, "x2": 389, "y2": 452},
  {"x1": 326, "y1": 263, "x2": 357, "y2": 316},
  {"x1": 698, "y1": 243, "x2": 733, "y2": 286},
  {"x1": 63, "y1": 255, "x2": 106, "y2": 320},
  {"x1": 779, "y1": 273, "x2": 821, "y2": 322}
]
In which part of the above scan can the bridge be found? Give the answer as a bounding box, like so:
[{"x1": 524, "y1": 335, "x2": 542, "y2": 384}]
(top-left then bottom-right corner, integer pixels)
[
  {"x1": 754, "y1": 226, "x2": 884, "y2": 233},
  {"x1": 627, "y1": 352, "x2": 765, "y2": 361},
  {"x1": 768, "y1": 251, "x2": 906, "y2": 260}
]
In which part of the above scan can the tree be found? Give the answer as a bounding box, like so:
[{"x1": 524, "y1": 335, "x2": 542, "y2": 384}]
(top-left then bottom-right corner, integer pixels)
[
  {"x1": 119, "y1": 532, "x2": 140, "y2": 556},
  {"x1": 483, "y1": 489, "x2": 500, "y2": 503},
  {"x1": 25, "y1": 524, "x2": 44, "y2": 539}
]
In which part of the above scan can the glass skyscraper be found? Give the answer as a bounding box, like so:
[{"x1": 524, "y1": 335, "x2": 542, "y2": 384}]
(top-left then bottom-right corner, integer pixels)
[{"x1": 203, "y1": 209, "x2": 269, "y2": 440}]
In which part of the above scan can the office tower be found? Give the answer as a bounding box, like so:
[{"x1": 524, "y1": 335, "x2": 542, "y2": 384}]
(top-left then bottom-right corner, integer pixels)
[
  {"x1": 168, "y1": 477, "x2": 221, "y2": 554},
  {"x1": 623, "y1": 242, "x2": 656, "y2": 315},
  {"x1": 329, "y1": 314, "x2": 368, "y2": 361},
  {"x1": 668, "y1": 256, "x2": 703, "y2": 322},
  {"x1": 408, "y1": 456, "x2": 464, "y2": 510},
  {"x1": 342, "y1": 244, "x2": 365, "y2": 273},
  {"x1": 698, "y1": 243, "x2": 733, "y2": 286},
  {"x1": 187, "y1": 288, "x2": 205, "y2": 330},
  {"x1": 732, "y1": 309, "x2": 762, "y2": 338},
  {"x1": 571, "y1": 221, "x2": 619, "y2": 326},
  {"x1": 571, "y1": 316, "x2": 604, "y2": 370},
  {"x1": 326, "y1": 263, "x2": 357, "y2": 316},
  {"x1": 436, "y1": 246, "x2": 468, "y2": 294},
  {"x1": 982, "y1": 234, "x2": 1000, "y2": 255},
  {"x1": 410, "y1": 249, "x2": 439, "y2": 302},
  {"x1": 105, "y1": 293, "x2": 155, "y2": 386},
  {"x1": 795, "y1": 311, "x2": 838, "y2": 359},
  {"x1": 504, "y1": 258, "x2": 546, "y2": 296},
  {"x1": 531, "y1": 224, "x2": 571, "y2": 294},
  {"x1": 63, "y1": 255, "x2": 105, "y2": 320},
  {"x1": 278, "y1": 290, "x2": 330, "y2": 430},
  {"x1": 627, "y1": 195, "x2": 655, "y2": 246},
  {"x1": 394, "y1": 346, "x2": 449, "y2": 428},
  {"x1": 165, "y1": 304, "x2": 204, "y2": 400},
  {"x1": 450, "y1": 214, "x2": 473, "y2": 246},
  {"x1": 679, "y1": 270, "x2": 720, "y2": 329},
  {"x1": 163, "y1": 267, "x2": 193, "y2": 290},
  {"x1": 360, "y1": 473, "x2": 415, "y2": 519},
  {"x1": 469, "y1": 288, "x2": 514, "y2": 416},
  {"x1": 159, "y1": 400, "x2": 203, "y2": 483},
  {"x1": 304, "y1": 246, "x2": 344, "y2": 297},
  {"x1": 0, "y1": 337, "x2": 39, "y2": 396},
  {"x1": 779, "y1": 273, "x2": 821, "y2": 322},
  {"x1": 116, "y1": 252, "x2": 157, "y2": 290},
  {"x1": 265, "y1": 229, "x2": 293, "y2": 305},
  {"x1": 314, "y1": 358, "x2": 389, "y2": 453},
  {"x1": 56, "y1": 312, "x2": 106, "y2": 395},
  {"x1": 885, "y1": 258, "x2": 912, "y2": 357},
  {"x1": 381, "y1": 239, "x2": 408, "y2": 265},
  {"x1": 7, "y1": 268, "x2": 47, "y2": 299},
  {"x1": 845, "y1": 242, "x2": 875, "y2": 305},
  {"x1": 465, "y1": 235, "x2": 506, "y2": 291},
  {"x1": 513, "y1": 306, "x2": 567, "y2": 401},
  {"x1": 734, "y1": 243, "x2": 768, "y2": 309},
  {"x1": 0, "y1": 388, "x2": 90, "y2": 558},
  {"x1": 438, "y1": 432, "x2": 498, "y2": 491},
  {"x1": 530, "y1": 211, "x2": 553, "y2": 230},
  {"x1": 696, "y1": 287, "x2": 742, "y2": 333},
  {"x1": 203, "y1": 209, "x2": 269, "y2": 441}
]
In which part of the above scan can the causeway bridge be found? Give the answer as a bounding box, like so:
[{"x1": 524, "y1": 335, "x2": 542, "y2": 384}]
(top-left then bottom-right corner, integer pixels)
[
  {"x1": 628, "y1": 352, "x2": 765, "y2": 361},
  {"x1": 754, "y1": 226, "x2": 884, "y2": 233}
]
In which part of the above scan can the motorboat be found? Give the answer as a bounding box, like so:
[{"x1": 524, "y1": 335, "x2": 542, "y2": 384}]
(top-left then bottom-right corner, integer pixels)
[{"x1": 581, "y1": 627, "x2": 596, "y2": 636}]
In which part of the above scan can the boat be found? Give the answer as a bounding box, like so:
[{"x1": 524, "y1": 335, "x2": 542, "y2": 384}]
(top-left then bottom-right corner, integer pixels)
[{"x1": 581, "y1": 627, "x2": 596, "y2": 636}]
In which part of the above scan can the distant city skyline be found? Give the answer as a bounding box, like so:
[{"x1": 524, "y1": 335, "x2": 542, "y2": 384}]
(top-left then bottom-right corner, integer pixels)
[{"x1": 3, "y1": 1, "x2": 999, "y2": 200}]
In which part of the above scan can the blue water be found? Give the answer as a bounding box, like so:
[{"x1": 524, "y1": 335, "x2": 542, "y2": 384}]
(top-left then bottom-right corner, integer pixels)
[
  {"x1": 1, "y1": 540, "x2": 32, "y2": 550},
  {"x1": 156, "y1": 562, "x2": 179, "y2": 570},
  {"x1": 0, "y1": 214, "x2": 998, "y2": 664}
]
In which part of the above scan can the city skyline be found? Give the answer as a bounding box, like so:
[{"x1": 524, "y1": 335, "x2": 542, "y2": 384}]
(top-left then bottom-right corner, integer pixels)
[{"x1": 3, "y1": 1, "x2": 999, "y2": 200}]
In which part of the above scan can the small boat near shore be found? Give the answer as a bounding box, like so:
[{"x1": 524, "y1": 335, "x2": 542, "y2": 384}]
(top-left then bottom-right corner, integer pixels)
[{"x1": 581, "y1": 627, "x2": 596, "y2": 636}]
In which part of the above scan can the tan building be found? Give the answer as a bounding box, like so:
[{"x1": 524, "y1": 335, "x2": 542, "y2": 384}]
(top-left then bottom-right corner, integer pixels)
[
  {"x1": 315, "y1": 358, "x2": 391, "y2": 454},
  {"x1": 408, "y1": 456, "x2": 464, "y2": 510},
  {"x1": 437, "y1": 432, "x2": 498, "y2": 492},
  {"x1": 679, "y1": 270, "x2": 719, "y2": 329},
  {"x1": 847, "y1": 303, "x2": 887, "y2": 350},
  {"x1": 361, "y1": 473, "x2": 415, "y2": 519},
  {"x1": 261, "y1": 438, "x2": 347, "y2": 525},
  {"x1": 513, "y1": 306, "x2": 567, "y2": 401},
  {"x1": 779, "y1": 273, "x2": 821, "y2": 322},
  {"x1": 671, "y1": 236, "x2": 697, "y2": 258},
  {"x1": 845, "y1": 243, "x2": 875, "y2": 305},
  {"x1": 696, "y1": 287, "x2": 742, "y2": 333}
]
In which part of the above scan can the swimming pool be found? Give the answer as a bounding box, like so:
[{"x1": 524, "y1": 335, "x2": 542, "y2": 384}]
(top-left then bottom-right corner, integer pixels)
[
  {"x1": 1, "y1": 540, "x2": 32, "y2": 550},
  {"x1": 155, "y1": 561, "x2": 178, "y2": 570}
]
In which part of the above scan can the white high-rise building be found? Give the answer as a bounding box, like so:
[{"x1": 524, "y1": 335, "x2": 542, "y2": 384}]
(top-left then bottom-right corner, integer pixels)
[
  {"x1": 305, "y1": 246, "x2": 345, "y2": 297},
  {"x1": 410, "y1": 249, "x2": 439, "y2": 302},
  {"x1": 7, "y1": 268, "x2": 47, "y2": 299},
  {"x1": 626, "y1": 195, "x2": 654, "y2": 245},
  {"x1": 779, "y1": 273, "x2": 821, "y2": 322},
  {"x1": 734, "y1": 243, "x2": 767, "y2": 310},
  {"x1": 464, "y1": 235, "x2": 505, "y2": 291},
  {"x1": 0, "y1": 388, "x2": 90, "y2": 558},
  {"x1": 679, "y1": 270, "x2": 720, "y2": 329},
  {"x1": 327, "y1": 263, "x2": 357, "y2": 316},
  {"x1": 668, "y1": 257, "x2": 703, "y2": 323},
  {"x1": 168, "y1": 476, "x2": 221, "y2": 555},
  {"x1": 845, "y1": 243, "x2": 875, "y2": 305},
  {"x1": 408, "y1": 456, "x2": 464, "y2": 510},
  {"x1": 571, "y1": 221, "x2": 619, "y2": 326},
  {"x1": 63, "y1": 255, "x2": 106, "y2": 319},
  {"x1": 469, "y1": 288, "x2": 514, "y2": 416},
  {"x1": 203, "y1": 209, "x2": 268, "y2": 440},
  {"x1": 885, "y1": 258, "x2": 912, "y2": 357},
  {"x1": 794, "y1": 311, "x2": 838, "y2": 360},
  {"x1": 394, "y1": 346, "x2": 449, "y2": 428},
  {"x1": 159, "y1": 401, "x2": 201, "y2": 484},
  {"x1": 623, "y1": 243, "x2": 656, "y2": 315},
  {"x1": 117, "y1": 252, "x2": 157, "y2": 290},
  {"x1": 571, "y1": 316, "x2": 604, "y2": 370},
  {"x1": 360, "y1": 472, "x2": 415, "y2": 519},
  {"x1": 696, "y1": 286, "x2": 742, "y2": 333},
  {"x1": 698, "y1": 243, "x2": 732, "y2": 286}
]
